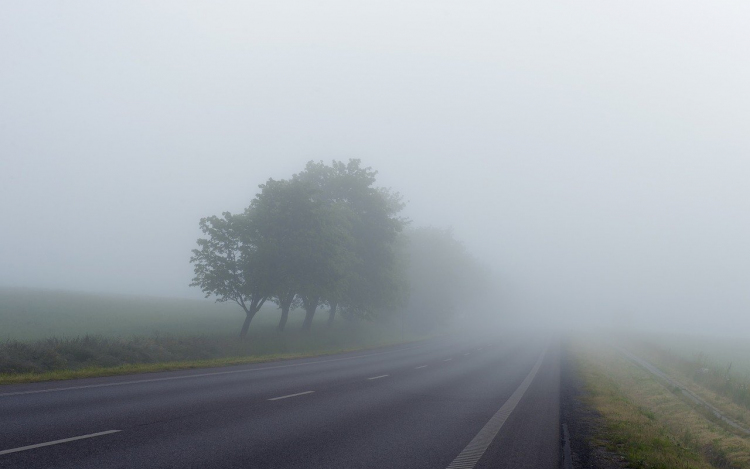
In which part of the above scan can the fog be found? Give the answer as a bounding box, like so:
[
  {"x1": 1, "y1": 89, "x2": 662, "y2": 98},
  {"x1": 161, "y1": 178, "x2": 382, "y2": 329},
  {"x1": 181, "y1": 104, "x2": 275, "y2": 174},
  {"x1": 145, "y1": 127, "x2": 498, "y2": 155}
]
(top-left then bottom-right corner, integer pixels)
[{"x1": 2, "y1": 2, "x2": 749, "y2": 337}]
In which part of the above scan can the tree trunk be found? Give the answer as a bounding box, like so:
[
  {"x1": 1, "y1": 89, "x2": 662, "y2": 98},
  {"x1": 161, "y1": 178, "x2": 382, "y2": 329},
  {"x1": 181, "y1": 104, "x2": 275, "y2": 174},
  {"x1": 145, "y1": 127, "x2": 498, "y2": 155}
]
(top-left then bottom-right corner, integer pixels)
[
  {"x1": 302, "y1": 297, "x2": 318, "y2": 331},
  {"x1": 239, "y1": 310, "x2": 254, "y2": 339},
  {"x1": 238, "y1": 296, "x2": 265, "y2": 339},
  {"x1": 277, "y1": 304, "x2": 290, "y2": 331},
  {"x1": 327, "y1": 302, "x2": 337, "y2": 327}
]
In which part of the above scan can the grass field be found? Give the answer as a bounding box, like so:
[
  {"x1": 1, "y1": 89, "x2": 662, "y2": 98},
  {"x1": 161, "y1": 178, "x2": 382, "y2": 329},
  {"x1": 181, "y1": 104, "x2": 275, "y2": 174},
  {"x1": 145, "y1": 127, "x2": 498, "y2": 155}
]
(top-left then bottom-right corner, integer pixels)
[
  {"x1": 0, "y1": 287, "x2": 281, "y2": 340},
  {"x1": 629, "y1": 334, "x2": 750, "y2": 414},
  {"x1": 640, "y1": 333, "x2": 750, "y2": 378},
  {"x1": 0, "y1": 287, "x2": 425, "y2": 384},
  {"x1": 571, "y1": 336, "x2": 750, "y2": 469}
]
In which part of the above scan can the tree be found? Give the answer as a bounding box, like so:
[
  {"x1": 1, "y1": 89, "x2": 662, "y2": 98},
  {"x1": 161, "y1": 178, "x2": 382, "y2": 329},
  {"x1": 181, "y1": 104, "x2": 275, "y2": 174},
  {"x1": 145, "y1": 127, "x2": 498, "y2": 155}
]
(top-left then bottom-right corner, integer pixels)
[
  {"x1": 189, "y1": 212, "x2": 270, "y2": 339},
  {"x1": 250, "y1": 176, "x2": 355, "y2": 331},
  {"x1": 293, "y1": 159, "x2": 408, "y2": 325},
  {"x1": 246, "y1": 179, "x2": 300, "y2": 331},
  {"x1": 403, "y1": 227, "x2": 490, "y2": 329},
  {"x1": 295, "y1": 198, "x2": 354, "y2": 330}
]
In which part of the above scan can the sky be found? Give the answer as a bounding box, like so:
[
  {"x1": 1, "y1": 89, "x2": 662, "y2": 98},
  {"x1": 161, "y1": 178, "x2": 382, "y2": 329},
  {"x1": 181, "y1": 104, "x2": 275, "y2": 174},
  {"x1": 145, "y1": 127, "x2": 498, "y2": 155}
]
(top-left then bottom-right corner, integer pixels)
[{"x1": 2, "y1": 1, "x2": 749, "y2": 335}]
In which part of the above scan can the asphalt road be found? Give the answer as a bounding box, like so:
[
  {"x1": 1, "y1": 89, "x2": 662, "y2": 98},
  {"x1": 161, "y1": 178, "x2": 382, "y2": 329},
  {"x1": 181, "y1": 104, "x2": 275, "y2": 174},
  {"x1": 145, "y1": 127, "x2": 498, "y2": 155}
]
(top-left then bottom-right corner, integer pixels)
[{"x1": 1, "y1": 335, "x2": 560, "y2": 468}]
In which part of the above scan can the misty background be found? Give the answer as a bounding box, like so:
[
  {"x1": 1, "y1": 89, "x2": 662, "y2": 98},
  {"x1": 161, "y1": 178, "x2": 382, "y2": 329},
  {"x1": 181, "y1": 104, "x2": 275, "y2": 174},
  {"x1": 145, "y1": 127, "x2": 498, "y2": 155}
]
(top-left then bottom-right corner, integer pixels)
[{"x1": 2, "y1": 2, "x2": 749, "y2": 336}]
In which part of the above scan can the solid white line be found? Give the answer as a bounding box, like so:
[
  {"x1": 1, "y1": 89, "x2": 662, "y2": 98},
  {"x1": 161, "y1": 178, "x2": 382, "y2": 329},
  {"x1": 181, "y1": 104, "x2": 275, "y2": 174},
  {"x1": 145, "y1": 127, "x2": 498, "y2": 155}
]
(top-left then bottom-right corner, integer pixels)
[
  {"x1": 367, "y1": 374, "x2": 389, "y2": 380},
  {"x1": 443, "y1": 358, "x2": 453, "y2": 362},
  {"x1": 267, "y1": 391, "x2": 314, "y2": 401},
  {"x1": 445, "y1": 348, "x2": 548, "y2": 469},
  {"x1": 415, "y1": 365, "x2": 428, "y2": 369},
  {"x1": 0, "y1": 430, "x2": 121, "y2": 456},
  {"x1": 0, "y1": 345, "x2": 426, "y2": 398}
]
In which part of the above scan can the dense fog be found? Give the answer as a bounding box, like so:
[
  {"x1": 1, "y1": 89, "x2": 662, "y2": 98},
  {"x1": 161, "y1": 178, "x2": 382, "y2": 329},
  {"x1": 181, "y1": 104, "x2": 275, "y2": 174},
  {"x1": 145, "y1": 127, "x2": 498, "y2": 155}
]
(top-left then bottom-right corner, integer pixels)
[{"x1": 2, "y1": 2, "x2": 749, "y2": 336}]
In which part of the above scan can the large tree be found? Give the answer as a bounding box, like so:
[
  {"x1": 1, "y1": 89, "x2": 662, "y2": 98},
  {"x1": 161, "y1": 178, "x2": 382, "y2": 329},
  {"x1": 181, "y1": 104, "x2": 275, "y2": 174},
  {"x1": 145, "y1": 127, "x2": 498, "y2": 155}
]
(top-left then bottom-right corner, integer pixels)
[
  {"x1": 190, "y1": 212, "x2": 271, "y2": 339},
  {"x1": 250, "y1": 176, "x2": 355, "y2": 331},
  {"x1": 294, "y1": 159, "x2": 408, "y2": 325}
]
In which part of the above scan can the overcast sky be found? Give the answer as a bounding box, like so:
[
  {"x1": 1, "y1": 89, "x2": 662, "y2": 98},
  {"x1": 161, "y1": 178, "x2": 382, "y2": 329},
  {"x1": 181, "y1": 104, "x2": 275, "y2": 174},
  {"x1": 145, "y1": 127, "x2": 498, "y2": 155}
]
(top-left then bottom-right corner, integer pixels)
[{"x1": 2, "y1": 1, "x2": 749, "y2": 335}]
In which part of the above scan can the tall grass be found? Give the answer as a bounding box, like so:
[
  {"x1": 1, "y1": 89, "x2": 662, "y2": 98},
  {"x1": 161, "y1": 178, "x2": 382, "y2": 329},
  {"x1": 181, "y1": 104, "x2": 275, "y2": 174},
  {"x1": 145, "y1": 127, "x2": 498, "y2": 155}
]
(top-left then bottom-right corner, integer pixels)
[
  {"x1": 573, "y1": 340, "x2": 750, "y2": 469},
  {"x1": 0, "y1": 323, "x2": 414, "y2": 376}
]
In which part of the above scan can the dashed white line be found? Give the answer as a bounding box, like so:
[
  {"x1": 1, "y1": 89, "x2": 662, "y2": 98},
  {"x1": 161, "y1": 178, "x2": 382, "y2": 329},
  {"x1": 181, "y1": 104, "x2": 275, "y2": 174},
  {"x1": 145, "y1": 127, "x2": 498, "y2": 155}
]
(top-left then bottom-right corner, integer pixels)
[
  {"x1": 415, "y1": 365, "x2": 428, "y2": 369},
  {"x1": 267, "y1": 391, "x2": 314, "y2": 401},
  {"x1": 0, "y1": 430, "x2": 121, "y2": 456},
  {"x1": 463, "y1": 353, "x2": 470, "y2": 356},
  {"x1": 367, "y1": 374, "x2": 389, "y2": 380},
  {"x1": 443, "y1": 358, "x2": 453, "y2": 362}
]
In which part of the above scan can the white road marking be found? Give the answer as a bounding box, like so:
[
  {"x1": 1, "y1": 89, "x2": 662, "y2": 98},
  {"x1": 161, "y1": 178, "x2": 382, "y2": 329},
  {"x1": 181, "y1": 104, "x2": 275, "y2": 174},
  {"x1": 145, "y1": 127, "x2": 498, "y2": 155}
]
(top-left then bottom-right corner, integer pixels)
[
  {"x1": 0, "y1": 345, "x2": 427, "y2": 398},
  {"x1": 463, "y1": 353, "x2": 470, "y2": 356},
  {"x1": 267, "y1": 391, "x2": 314, "y2": 401},
  {"x1": 443, "y1": 358, "x2": 453, "y2": 362},
  {"x1": 0, "y1": 430, "x2": 121, "y2": 456},
  {"x1": 445, "y1": 348, "x2": 547, "y2": 469},
  {"x1": 367, "y1": 374, "x2": 389, "y2": 380},
  {"x1": 415, "y1": 365, "x2": 428, "y2": 369}
]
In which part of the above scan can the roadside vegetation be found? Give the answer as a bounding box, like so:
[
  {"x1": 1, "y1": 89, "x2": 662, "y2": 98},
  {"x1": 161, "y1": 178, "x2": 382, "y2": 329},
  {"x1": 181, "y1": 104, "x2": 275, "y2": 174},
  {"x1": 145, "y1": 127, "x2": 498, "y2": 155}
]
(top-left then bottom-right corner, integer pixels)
[
  {"x1": 0, "y1": 322, "x2": 430, "y2": 385},
  {"x1": 633, "y1": 335, "x2": 750, "y2": 414},
  {"x1": 570, "y1": 338, "x2": 750, "y2": 469}
]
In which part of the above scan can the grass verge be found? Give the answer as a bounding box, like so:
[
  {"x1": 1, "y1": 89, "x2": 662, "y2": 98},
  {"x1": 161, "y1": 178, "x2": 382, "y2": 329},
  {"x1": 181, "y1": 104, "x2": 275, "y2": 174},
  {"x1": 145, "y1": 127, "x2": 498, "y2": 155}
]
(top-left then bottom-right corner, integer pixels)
[
  {"x1": 571, "y1": 339, "x2": 750, "y2": 469},
  {"x1": 0, "y1": 338, "x2": 422, "y2": 386}
]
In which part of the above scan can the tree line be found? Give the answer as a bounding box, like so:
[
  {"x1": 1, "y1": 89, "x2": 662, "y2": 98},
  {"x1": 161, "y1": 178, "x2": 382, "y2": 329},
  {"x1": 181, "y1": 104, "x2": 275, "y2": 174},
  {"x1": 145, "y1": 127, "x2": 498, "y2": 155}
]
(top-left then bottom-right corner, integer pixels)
[{"x1": 190, "y1": 159, "x2": 489, "y2": 339}]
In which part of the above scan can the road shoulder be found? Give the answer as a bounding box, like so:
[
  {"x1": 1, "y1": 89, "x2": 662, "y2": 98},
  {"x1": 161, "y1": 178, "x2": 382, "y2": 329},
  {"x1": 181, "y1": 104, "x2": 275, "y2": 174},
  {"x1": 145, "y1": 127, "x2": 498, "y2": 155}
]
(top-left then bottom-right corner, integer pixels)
[{"x1": 560, "y1": 343, "x2": 627, "y2": 469}]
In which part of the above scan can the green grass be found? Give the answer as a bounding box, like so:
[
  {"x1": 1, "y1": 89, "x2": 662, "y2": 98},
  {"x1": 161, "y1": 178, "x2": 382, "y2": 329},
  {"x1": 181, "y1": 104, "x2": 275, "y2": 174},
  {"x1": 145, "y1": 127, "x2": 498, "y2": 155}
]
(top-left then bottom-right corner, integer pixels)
[
  {"x1": 572, "y1": 339, "x2": 750, "y2": 468},
  {"x1": 0, "y1": 339, "x2": 421, "y2": 385},
  {"x1": 0, "y1": 287, "x2": 428, "y2": 384},
  {"x1": 0, "y1": 287, "x2": 267, "y2": 340},
  {"x1": 630, "y1": 334, "x2": 750, "y2": 413},
  {"x1": 641, "y1": 333, "x2": 750, "y2": 377}
]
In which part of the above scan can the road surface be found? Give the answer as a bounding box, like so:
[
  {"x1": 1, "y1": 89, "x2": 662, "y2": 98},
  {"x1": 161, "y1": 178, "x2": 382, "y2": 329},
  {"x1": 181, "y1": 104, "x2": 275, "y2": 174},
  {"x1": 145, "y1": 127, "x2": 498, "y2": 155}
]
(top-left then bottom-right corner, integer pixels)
[{"x1": 1, "y1": 335, "x2": 560, "y2": 468}]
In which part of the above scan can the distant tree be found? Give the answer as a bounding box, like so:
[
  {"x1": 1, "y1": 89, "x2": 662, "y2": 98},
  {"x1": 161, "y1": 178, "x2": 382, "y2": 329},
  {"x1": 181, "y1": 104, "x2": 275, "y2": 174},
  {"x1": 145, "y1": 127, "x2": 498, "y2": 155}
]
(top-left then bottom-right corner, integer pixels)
[
  {"x1": 294, "y1": 159, "x2": 408, "y2": 325},
  {"x1": 403, "y1": 227, "x2": 490, "y2": 329},
  {"x1": 296, "y1": 198, "x2": 354, "y2": 330},
  {"x1": 249, "y1": 176, "x2": 355, "y2": 331},
  {"x1": 246, "y1": 179, "x2": 300, "y2": 331},
  {"x1": 190, "y1": 212, "x2": 270, "y2": 339}
]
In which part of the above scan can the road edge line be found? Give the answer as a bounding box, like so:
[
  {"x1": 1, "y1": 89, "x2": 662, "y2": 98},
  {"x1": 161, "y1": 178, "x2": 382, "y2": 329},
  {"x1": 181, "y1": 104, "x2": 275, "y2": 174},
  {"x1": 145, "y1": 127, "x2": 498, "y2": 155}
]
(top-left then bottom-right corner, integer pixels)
[
  {"x1": 445, "y1": 347, "x2": 547, "y2": 469},
  {"x1": 0, "y1": 430, "x2": 121, "y2": 456}
]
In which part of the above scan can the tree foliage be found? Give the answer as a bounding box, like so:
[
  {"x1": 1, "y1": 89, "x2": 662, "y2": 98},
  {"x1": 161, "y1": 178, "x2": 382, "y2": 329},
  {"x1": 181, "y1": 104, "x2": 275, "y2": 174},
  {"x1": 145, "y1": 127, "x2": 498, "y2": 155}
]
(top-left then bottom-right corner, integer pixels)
[{"x1": 189, "y1": 212, "x2": 270, "y2": 338}]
